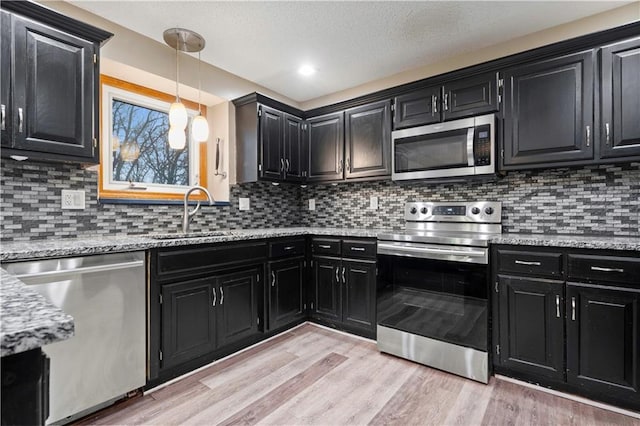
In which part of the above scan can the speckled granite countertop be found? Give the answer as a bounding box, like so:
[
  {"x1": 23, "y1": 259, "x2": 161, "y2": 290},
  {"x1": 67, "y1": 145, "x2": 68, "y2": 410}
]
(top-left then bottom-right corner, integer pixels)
[
  {"x1": 1, "y1": 228, "x2": 639, "y2": 262},
  {"x1": 1, "y1": 269, "x2": 74, "y2": 356}
]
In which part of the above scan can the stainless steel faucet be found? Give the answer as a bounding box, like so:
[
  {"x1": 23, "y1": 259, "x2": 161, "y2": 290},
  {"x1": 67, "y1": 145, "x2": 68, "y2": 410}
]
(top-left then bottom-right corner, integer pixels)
[{"x1": 182, "y1": 185, "x2": 214, "y2": 233}]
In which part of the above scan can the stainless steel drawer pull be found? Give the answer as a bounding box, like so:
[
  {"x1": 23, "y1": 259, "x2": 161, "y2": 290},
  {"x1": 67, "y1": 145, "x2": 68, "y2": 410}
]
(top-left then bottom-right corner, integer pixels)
[
  {"x1": 443, "y1": 93, "x2": 449, "y2": 111},
  {"x1": 590, "y1": 266, "x2": 624, "y2": 273},
  {"x1": 335, "y1": 267, "x2": 339, "y2": 282},
  {"x1": 605, "y1": 122, "x2": 610, "y2": 145},
  {"x1": 220, "y1": 287, "x2": 224, "y2": 305},
  {"x1": 18, "y1": 107, "x2": 23, "y2": 133},
  {"x1": 319, "y1": 244, "x2": 331, "y2": 249},
  {"x1": 1, "y1": 104, "x2": 5, "y2": 130},
  {"x1": 271, "y1": 271, "x2": 276, "y2": 287},
  {"x1": 342, "y1": 267, "x2": 346, "y2": 283},
  {"x1": 514, "y1": 260, "x2": 541, "y2": 266},
  {"x1": 280, "y1": 158, "x2": 285, "y2": 172},
  {"x1": 350, "y1": 247, "x2": 366, "y2": 251},
  {"x1": 556, "y1": 295, "x2": 560, "y2": 318},
  {"x1": 212, "y1": 288, "x2": 216, "y2": 307},
  {"x1": 432, "y1": 95, "x2": 438, "y2": 114},
  {"x1": 571, "y1": 297, "x2": 576, "y2": 321},
  {"x1": 284, "y1": 246, "x2": 295, "y2": 251},
  {"x1": 586, "y1": 125, "x2": 591, "y2": 147}
]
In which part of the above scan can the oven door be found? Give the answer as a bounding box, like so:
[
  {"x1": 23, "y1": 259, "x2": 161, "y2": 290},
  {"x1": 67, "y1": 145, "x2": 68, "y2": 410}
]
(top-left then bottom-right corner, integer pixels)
[
  {"x1": 392, "y1": 117, "x2": 476, "y2": 180},
  {"x1": 377, "y1": 253, "x2": 488, "y2": 351}
]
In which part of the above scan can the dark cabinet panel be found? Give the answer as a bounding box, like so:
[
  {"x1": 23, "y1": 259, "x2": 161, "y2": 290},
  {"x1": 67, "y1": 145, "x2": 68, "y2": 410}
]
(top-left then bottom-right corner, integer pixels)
[
  {"x1": 306, "y1": 112, "x2": 344, "y2": 182},
  {"x1": 259, "y1": 105, "x2": 284, "y2": 180},
  {"x1": 283, "y1": 113, "x2": 306, "y2": 181},
  {"x1": 442, "y1": 72, "x2": 499, "y2": 121},
  {"x1": 566, "y1": 283, "x2": 640, "y2": 399},
  {"x1": 600, "y1": 37, "x2": 640, "y2": 159},
  {"x1": 1, "y1": 11, "x2": 11, "y2": 148},
  {"x1": 344, "y1": 100, "x2": 391, "y2": 179},
  {"x1": 312, "y1": 256, "x2": 341, "y2": 320},
  {"x1": 498, "y1": 276, "x2": 565, "y2": 380},
  {"x1": 215, "y1": 269, "x2": 259, "y2": 348},
  {"x1": 11, "y1": 16, "x2": 95, "y2": 159},
  {"x1": 497, "y1": 249, "x2": 564, "y2": 279},
  {"x1": 342, "y1": 260, "x2": 376, "y2": 332},
  {"x1": 503, "y1": 50, "x2": 595, "y2": 168},
  {"x1": 161, "y1": 278, "x2": 216, "y2": 370},
  {"x1": 393, "y1": 86, "x2": 441, "y2": 129},
  {"x1": 269, "y1": 258, "x2": 305, "y2": 330}
]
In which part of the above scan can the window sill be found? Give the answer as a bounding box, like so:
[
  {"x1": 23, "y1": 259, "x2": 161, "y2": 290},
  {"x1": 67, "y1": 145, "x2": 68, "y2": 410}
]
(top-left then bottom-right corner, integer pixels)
[{"x1": 98, "y1": 198, "x2": 231, "y2": 206}]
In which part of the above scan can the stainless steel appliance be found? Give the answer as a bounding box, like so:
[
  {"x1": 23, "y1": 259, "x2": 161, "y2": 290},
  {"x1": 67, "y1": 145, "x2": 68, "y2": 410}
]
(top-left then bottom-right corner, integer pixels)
[
  {"x1": 5, "y1": 252, "x2": 146, "y2": 424},
  {"x1": 391, "y1": 113, "x2": 495, "y2": 181},
  {"x1": 376, "y1": 201, "x2": 502, "y2": 383}
]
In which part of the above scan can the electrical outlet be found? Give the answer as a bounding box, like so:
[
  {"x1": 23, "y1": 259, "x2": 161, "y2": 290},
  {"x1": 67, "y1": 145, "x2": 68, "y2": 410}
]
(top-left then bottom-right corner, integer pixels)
[
  {"x1": 369, "y1": 196, "x2": 378, "y2": 210},
  {"x1": 61, "y1": 190, "x2": 85, "y2": 210},
  {"x1": 308, "y1": 199, "x2": 316, "y2": 211},
  {"x1": 239, "y1": 197, "x2": 250, "y2": 211}
]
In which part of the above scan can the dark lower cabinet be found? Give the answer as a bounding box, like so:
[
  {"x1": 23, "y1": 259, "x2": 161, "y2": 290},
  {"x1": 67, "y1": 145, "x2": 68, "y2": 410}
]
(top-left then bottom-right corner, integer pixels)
[
  {"x1": 216, "y1": 269, "x2": 259, "y2": 348},
  {"x1": 497, "y1": 275, "x2": 565, "y2": 380},
  {"x1": 1, "y1": 348, "x2": 49, "y2": 426},
  {"x1": 342, "y1": 260, "x2": 376, "y2": 331},
  {"x1": 268, "y1": 257, "x2": 305, "y2": 330},
  {"x1": 566, "y1": 282, "x2": 640, "y2": 399},
  {"x1": 312, "y1": 256, "x2": 342, "y2": 321}
]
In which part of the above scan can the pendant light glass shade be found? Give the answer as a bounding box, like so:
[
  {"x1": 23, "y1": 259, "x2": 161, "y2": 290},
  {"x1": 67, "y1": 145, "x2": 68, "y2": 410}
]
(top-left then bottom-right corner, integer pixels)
[
  {"x1": 168, "y1": 126, "x2": 186, "y2": 150},
  {"x1": 169, "y1": 101, "x2": 188, "y2": 129},
  {"x1": 191, "y1": 114, "x2": 209, "y2": 142}
]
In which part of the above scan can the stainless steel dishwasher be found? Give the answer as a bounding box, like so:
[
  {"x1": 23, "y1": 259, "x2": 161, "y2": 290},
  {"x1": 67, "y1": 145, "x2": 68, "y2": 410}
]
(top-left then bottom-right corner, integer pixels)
[{"x1": 5, "y1": 251, "x2": 146, "y2": 425}]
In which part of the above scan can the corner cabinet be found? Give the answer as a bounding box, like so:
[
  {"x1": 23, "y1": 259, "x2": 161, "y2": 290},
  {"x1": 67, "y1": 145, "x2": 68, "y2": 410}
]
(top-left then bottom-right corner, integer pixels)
[
  {"x1": 0, "y1": 1, "x2": 112, "y2": 163},
  {"x1": 492, "y1": 245, "x2": 640, "y2": 412}
]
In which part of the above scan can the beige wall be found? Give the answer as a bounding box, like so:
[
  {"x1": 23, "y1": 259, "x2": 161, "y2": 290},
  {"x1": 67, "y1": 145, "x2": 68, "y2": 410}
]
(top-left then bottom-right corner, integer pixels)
[
  {"x1": 207, "y1": 102, "x2": 233, "y2": 199},
  {"x1": 301, "y1": 2, "x2": 640, "y2": 110}
]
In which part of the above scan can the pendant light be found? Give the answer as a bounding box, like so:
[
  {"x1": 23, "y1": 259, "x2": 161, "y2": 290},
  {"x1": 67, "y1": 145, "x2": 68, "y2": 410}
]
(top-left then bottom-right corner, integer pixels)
[
  {"x1": 191, "y1": 51, "x2": 209, "y2": 142},
  {"x1": 163, "y1": 28, "x2": 206, "y2": 149}
]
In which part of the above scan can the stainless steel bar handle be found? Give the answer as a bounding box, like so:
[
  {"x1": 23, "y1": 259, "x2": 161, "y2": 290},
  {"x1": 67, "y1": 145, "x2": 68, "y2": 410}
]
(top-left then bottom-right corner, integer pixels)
[
  {"x1": 586, "y1": 125, "x2": 591, "y2": 147},
  {"x1": 285, "y1": 159, "x2": 290, "y2": 172},
  {"x1": 591, "y1": 266, "x2": 624, "y2": 273},
  {"x1": 15, "y1": 260, "x2": 145, "y2": 279},
  {"x1": 514, "y1": 260, "x2": 541, "y2": 266},
  {"x1": 18, "y1": 107, "x2": 23, "y2": 133},
  {"x1": 212, "y1": 287, "x2": 216, "y2": 307},
  {"x1": 1, "y1": 104, "x2": 5, "y2": 130},
  {"x1": 443, "y1": 93, "x2": 449, "y2": 111},
  {"x1": 571, "y1": 297, "x2": 576, "y2": 321},
  {"x1": 350, "y1": 247, "x2": 365, "y2": 251},
  {"x1": 342, "y1": 267, "x2": 346, "y2": 284},
  {"x1": 284, "y1": 246, "x2": 295, "y2": 251},
  {"x1": 319, "y1": 245, "x2": 331, "y2": 249},
  {"x1": 280, "y1": 158, "x2": 285, "y2": 172},
  {"x1": 220, "y1": 287, "x2": 224, "y2": 305},
  {"x1": 556, "y1": 295, "x2": 560, "y2": 318},
  {"x1": 432, "y1": 95, "x2": 438, "y2": 114},
  {"x1": 466, "y1": 127, "x2": 475, "y2": 166},
  {"x1": 335, "y1": 267, "x2": 339, "y2": 283},
  {"x1": 271, "y1": 271, "x2": 276, "y2": 287},
  {"x1": 605, "y1": 123, "x2": 610, "y2": 145},
  {"x1": 338, "y1": 160, "x2": 343, "y2": 173},
  {"x1": 345, "y1": 158, "x2": 350, "y2": 172}
]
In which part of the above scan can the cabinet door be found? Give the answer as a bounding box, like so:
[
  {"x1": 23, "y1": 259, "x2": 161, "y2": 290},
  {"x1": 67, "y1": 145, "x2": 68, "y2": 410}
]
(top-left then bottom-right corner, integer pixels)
[
  {"x1": 600, "y1": 37, "x2": 640, "y2": 159},
  {"x1": 259, "y1": 105, "x2": 284, "y2": 180},
  {"x1": 269, "y1": 258, "x2": 305, "y2": 330},
  {"x1": 344, "y1": 100, "x2": 391, "y2": 180},
  {"x1": 283, "y1": 113, "x2": 305, "y2": 182},
  {"x1": 1, "y1": 11, "x2": 11, "y2": 148},
  {"x1": 443, "y1": 72, "x2": 499, "y2": 121},
  {"x1": 342, "y1": 259, "x2": 376, "y2": 332},
  {"x1": 312, "y1": 257, "x2": 341, "y2": 320},
  {"x1": 503, "y1": 50, "x2": 595, "y2": 168},
  {"x1": 161, "y1": 278, "x2": 216, "y2": 370},
  {"x1": 306, "y1": 112, "x2": 344, "y2": 182},
  {"x1": 566, "y1": 283, "x2": 640, "y2": 400},
  {"x1": 498, "y1": 276, "x2": 565, "y2": 380},
  {"x1": 393, "y1": 86, "x2": 441, "y2": 129},
  {"x1": 12, "y1": 16, "x2": 95, "y2": 159},
  {"x1": 215, "y1": 269, "x2": 259, "y2": 348}
]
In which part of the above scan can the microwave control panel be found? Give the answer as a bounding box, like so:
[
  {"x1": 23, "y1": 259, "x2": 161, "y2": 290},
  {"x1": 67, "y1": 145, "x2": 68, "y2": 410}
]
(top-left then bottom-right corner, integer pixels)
[{"x1": 474, "y1": 124, "x2": 492, "y2": 166}]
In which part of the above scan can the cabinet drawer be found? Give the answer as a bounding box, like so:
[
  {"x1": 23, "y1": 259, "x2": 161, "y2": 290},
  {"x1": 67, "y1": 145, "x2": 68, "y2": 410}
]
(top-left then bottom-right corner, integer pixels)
[
  {"x1": 312, "y1": 238, "x2": 341, "y2": 256},
  {"x1": 568, "y1": 254, "x2": 640, "y2": 285},
  {"x1": 342, "y1": 240, "x2": 376, "y2": 259},
  {"x1": 269, "y1": 239, "x2": 306, "y2": 258},
  {"x1": 497, "y1": 249, "x2": 563, "y2": 278}
]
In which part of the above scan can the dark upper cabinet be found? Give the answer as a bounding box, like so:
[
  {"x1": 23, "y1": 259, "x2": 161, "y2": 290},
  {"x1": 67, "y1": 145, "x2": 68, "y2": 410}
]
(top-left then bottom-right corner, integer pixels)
[
  {"x1": 306, "y1": 112, "x2": 344, "y2": 182},
  {"x1": 268, "y1": 258, "x2": 305, "y2": 330},
  {"x1": 392, "y1": 72, "x2": 498, "y2": 129},
  {"x1": 1, "y1": 11, "x2": 11, "y2": 148},
  {"x1": 502, "y1": 50, "x2": 596, "y2": 169},
  {"x1": 566, "y1": 283, "x2": 640, "y2": 401},
  {"x1": 312, "y1": 256, "x2": 342, "y2": 320},
  {"x1": 342, "y1": 259, "x2": 376, "y2": 332},
  {"x1": 259, "y1": 105, "x2": 284, "y2": 180},
  {"x1": 161, "y1": 277, "x2": 216, "y2": 370},
  {"x1": 215, "y1": 269, "x2": 259, "y2": 348},
  {"x1": 283, "y1": 114, "x2": 306, "y2": 182},
  {"x1": 344, "y1": 100, "x2": 391, "y2": 180},
  {"x1": 497, "y1": 275, "x2": 565, "y2": 381},
  {"x1": 0, "y1": 2, "x2": 111, "y2": 163},
  {"x1": 600, "y1": 37, "x2": 640, "y2": 160}
]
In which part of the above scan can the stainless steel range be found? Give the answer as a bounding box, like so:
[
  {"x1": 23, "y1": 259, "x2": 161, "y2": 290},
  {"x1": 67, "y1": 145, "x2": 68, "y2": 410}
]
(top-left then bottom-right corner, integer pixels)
[{"x1": 376, "y1": 201, "x2": 502, "y2": 383}]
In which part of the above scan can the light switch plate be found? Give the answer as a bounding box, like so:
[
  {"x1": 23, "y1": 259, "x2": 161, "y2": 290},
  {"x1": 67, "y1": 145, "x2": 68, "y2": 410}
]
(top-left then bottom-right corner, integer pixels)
[
  {"x1": 239, "y1": 198, "x2": 250, "y2": 211},
  {"x1": 308, "y1": 199, "x2": 316, "y2": 211},
  {"x1": 369, "y1": 196, "x2": 378, "y2": 210},
  {"x1": 61, "y1": 190, "x2": 85, "y2": 210}
]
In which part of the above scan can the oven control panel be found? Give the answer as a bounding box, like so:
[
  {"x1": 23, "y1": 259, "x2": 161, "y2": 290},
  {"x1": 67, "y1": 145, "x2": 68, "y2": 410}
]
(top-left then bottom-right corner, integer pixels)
[{"x1": 404, "y1": 201, "x2": 502, "y2": 223}]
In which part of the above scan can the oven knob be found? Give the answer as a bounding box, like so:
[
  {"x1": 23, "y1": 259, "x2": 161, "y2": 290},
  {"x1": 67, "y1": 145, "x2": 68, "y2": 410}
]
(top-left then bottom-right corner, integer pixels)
[
  {"x1": 420, "y1": 207, "x2": 428, "y2": 214},
  {"x1": 485, "y1": 207, "x2": 494, "y2": 215},
  {"x1": 471, "y1": 207, "x2": 480, "y2": 215},
  {"x1": 410, "y1": 207, "x2": 418, "y2": 215}
]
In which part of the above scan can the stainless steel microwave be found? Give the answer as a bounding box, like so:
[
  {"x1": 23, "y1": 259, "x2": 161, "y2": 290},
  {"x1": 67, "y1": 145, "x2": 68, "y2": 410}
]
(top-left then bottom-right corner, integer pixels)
[{"x1": 392, "y1": 113, "x2": 495, "y2": 181}]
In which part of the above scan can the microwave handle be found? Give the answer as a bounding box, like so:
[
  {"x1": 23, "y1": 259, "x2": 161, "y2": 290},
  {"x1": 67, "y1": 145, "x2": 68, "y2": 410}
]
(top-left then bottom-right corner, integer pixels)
[{"x1": 466, "y1": 127, "x2": 475, "y2": 167}]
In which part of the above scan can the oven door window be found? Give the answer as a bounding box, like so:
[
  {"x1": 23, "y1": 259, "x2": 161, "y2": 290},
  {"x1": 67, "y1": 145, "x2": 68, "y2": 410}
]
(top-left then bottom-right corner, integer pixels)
[
  {"x1": 377, "y1": 255, "x2": 488, "y2": 351},
  {"x1": 394, "y1": 128, "x2": 470, "y2": 173}
]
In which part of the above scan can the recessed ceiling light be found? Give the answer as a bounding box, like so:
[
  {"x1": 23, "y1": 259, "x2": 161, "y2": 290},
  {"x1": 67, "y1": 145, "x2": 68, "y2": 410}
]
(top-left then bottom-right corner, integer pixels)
[{"x1": 298, "y1": 64, "x2": 316, "y2": 76}]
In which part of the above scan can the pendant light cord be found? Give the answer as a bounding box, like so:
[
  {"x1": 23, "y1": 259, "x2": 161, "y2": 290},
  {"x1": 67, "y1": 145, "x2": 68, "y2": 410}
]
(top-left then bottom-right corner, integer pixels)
[
  {"x1": 198, "y1": 51, "x2": 202, "y2": 114},
  {"x1": 175, "y1": 34, "x2": 180, "y2": 102}
]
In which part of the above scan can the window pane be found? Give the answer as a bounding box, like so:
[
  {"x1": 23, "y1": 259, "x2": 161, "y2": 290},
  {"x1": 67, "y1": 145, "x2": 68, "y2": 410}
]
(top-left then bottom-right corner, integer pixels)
[{"x1": 111, "y1": 99, "x2": 190, "y2": 186}]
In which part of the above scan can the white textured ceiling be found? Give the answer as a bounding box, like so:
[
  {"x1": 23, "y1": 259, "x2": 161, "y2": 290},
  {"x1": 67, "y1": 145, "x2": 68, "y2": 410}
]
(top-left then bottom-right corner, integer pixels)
[{"x1": 70, "y1": 1, "x2": 633, "y2": 103}]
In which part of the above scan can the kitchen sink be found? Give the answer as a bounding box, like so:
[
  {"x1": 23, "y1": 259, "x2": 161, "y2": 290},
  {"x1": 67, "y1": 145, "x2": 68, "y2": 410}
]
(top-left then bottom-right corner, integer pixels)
[{"x1": 149, "y1": 231, "x2": 231, "y2": 240}]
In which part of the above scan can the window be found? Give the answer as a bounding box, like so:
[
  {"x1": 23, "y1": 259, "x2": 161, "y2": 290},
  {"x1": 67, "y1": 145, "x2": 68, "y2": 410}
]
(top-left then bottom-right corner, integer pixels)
[{"x1": 99, "y1": 75, "x2": 207, "y2": 202}]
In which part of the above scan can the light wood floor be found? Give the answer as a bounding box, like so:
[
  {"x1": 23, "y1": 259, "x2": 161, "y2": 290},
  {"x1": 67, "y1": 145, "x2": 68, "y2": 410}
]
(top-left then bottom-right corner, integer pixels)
[{"x1": 77, "y1": 323, "x2": 639, "y2": 425}]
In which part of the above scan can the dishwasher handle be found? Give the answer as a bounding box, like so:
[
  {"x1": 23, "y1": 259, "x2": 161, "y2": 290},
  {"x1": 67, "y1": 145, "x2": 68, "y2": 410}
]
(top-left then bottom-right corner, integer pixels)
[{"x1": 15, "y1": 260, "x2": 144, "y2": 280}]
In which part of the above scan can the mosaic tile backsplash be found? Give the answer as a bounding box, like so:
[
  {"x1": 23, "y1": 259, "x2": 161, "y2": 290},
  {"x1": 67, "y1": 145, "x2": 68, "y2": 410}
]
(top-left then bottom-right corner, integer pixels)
[{"x1": 1, "y1": 160, "x2": 638, "y2": 241}]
